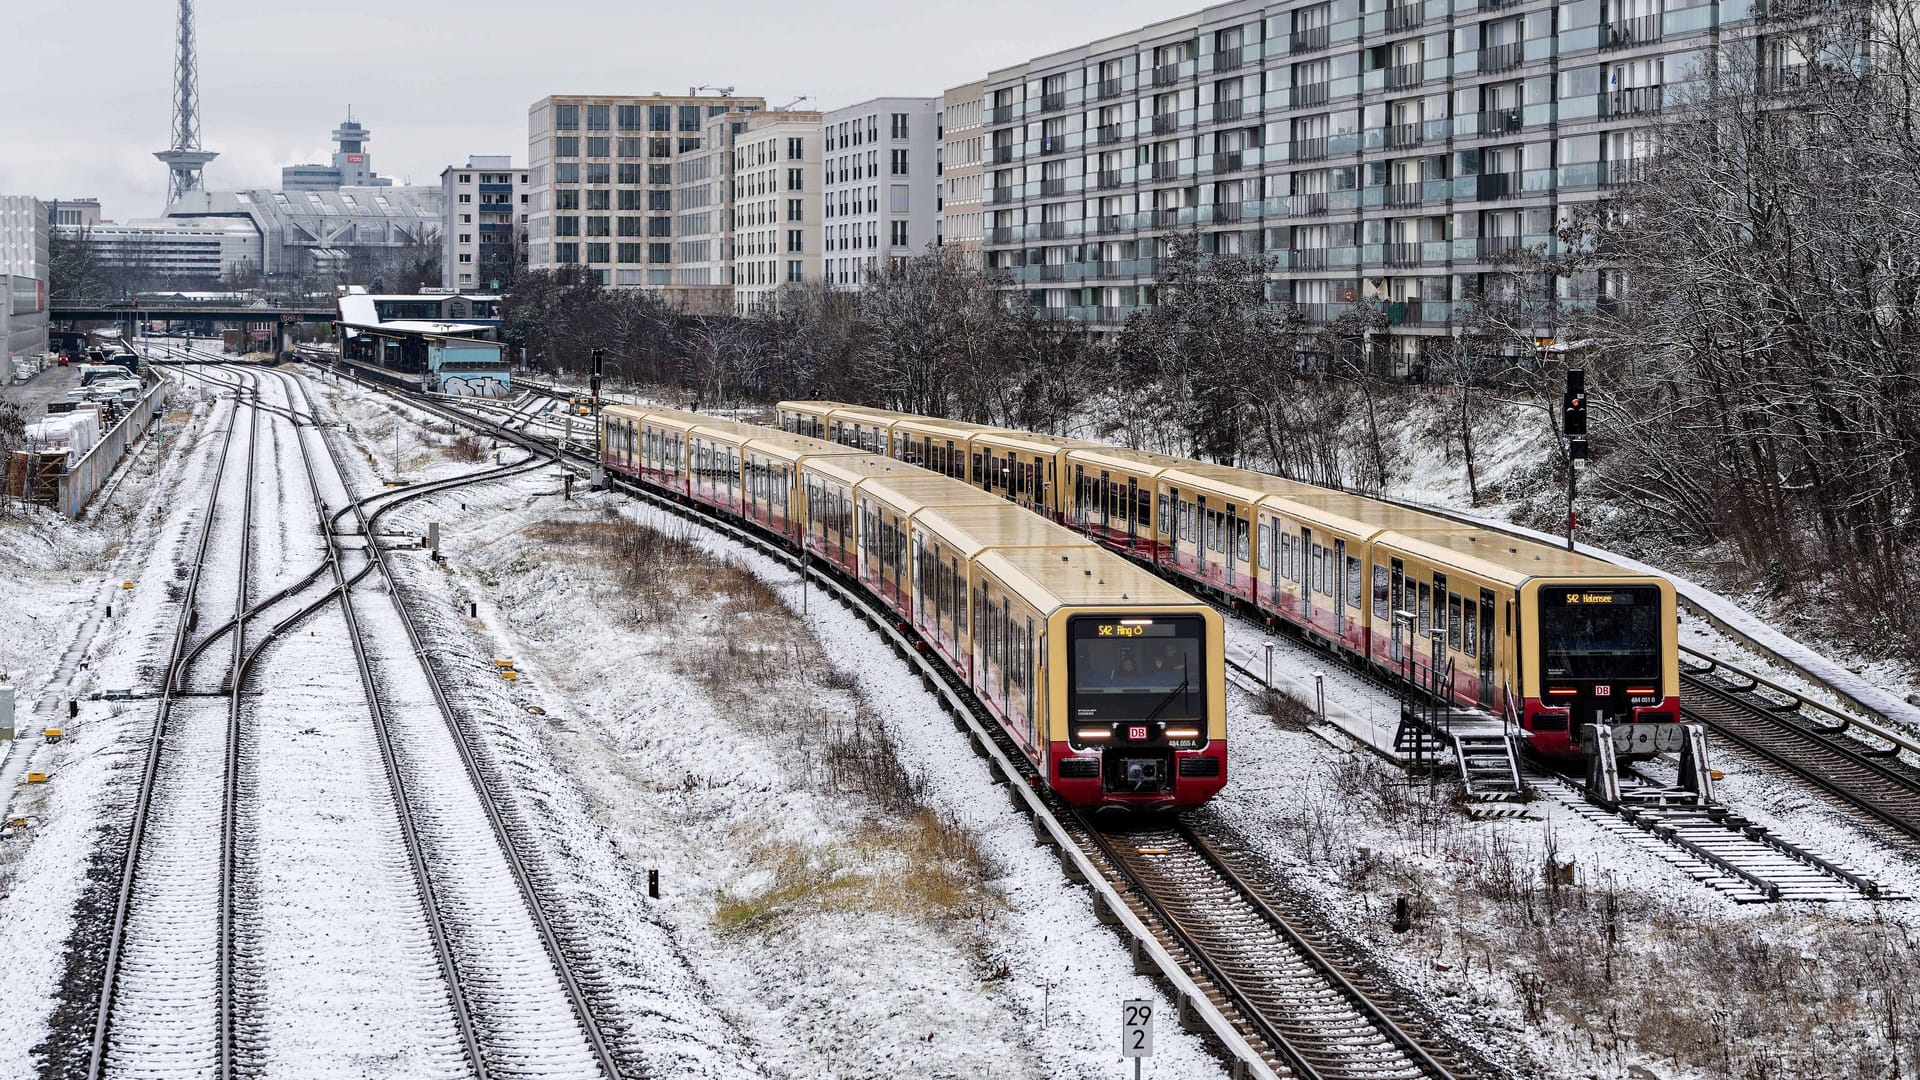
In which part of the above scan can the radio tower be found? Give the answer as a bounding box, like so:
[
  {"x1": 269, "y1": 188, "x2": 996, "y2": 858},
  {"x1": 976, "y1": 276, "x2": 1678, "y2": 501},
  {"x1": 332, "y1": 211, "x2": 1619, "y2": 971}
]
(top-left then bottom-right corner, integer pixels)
[{"x1": 154, "y1": 0, "x2": 217, "y2": 206}]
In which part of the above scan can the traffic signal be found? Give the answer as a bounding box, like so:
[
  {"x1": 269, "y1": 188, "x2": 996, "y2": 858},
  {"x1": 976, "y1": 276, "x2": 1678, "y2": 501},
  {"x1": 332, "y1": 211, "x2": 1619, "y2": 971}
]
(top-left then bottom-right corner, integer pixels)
[{"x1": 1563, "y1": 368, "x2": 1587, "y2": 438}]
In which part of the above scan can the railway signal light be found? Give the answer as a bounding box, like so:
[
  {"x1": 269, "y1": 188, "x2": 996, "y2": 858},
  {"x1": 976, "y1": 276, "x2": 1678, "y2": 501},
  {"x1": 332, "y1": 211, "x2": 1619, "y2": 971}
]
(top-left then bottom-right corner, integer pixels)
[{"x1": 1563, "y1": 369, "x2": 1587, "y2": 438}]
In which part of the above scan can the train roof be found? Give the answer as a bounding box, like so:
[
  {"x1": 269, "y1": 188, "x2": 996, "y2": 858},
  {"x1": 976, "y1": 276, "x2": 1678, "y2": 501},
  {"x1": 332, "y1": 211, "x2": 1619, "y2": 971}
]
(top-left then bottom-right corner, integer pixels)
[
  {"x1": 739, "y1": 428, "x2": 865, "y2": 461},
  {"x1": 777, "y1": 400, "x2": 849, "y2": 415},
  {"x1": 801, "y1": 453, "x2": 914, "y2": 485},
  {"x1": 888, "y1": 414, "x2": 1000, "y2": 440},
  {"x1": 1258, "y1": 493, "x2": 1459, "y2": 538},
  {"x1": 972, "y1": 428, "x2": 1091, "y2": 454},
  {"x1": 1375, "y1": 528, "x2": 1662, "y2": 586},
  {"x1": 1063, "y1": 444, "x2": 1193, "y2": 475},
  {"x1": 913, "y1": 505, "x2": 1100, "y2": 556},
  {"x1": 1159, "y1": 461, "x2": 1317, "y2": 506},
  {"x1": 977, "y1": 546, "x2": 1202, "y2": 611},
  {"x1": 857, "y1": 474, "x2": 1006, "y2": 515},
  {"x1": 825, "y1": 405, "x2": 903, "y2": 426}
]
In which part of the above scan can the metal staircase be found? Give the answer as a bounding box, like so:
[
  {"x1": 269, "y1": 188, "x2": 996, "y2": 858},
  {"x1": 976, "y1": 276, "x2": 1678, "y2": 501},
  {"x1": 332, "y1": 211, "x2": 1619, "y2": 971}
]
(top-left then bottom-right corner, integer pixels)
[{"x1": 1390, "y1": 660, "x2": 1527, "y2": 800}]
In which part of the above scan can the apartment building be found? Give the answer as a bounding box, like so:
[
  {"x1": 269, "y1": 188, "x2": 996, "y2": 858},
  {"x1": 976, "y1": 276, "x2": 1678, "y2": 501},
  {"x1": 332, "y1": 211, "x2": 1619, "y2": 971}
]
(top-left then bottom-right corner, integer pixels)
[
  {"x1": 732, "y1": 115, "x2": 825, "y2": 312},
  {"x1": 822, "y1": 97, "x2": 940, "y2": 289},
  {"x1": 526, "y1": 92, "x2": 767, "y2": 310},
  {"x1": 981, "y1": 0, "x2": 1744, "y2": 367},
  {"x1": 940, "y1": 82, "x2": 988, "y2": 265},
  {"x1": 441, "y1": 157, "x2": 529, "y2": 291}
]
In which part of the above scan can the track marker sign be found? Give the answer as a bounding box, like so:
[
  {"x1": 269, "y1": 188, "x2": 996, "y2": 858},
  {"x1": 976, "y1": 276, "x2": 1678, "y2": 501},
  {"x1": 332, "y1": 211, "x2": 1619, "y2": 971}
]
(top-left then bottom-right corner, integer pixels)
[{"x1": 1122, "y1": 999, "x2": 1154, "y2": 1063}]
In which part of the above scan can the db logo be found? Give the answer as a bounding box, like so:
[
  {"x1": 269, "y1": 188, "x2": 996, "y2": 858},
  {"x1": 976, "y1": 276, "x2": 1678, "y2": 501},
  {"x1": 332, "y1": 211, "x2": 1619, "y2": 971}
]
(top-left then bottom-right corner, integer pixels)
[
  {"x1": 1593, "y1": 685, "x2": 1612, "y2": 697},
  {"x1": 1129, "y1": 726, "x2": 1149, "y2": 741}
]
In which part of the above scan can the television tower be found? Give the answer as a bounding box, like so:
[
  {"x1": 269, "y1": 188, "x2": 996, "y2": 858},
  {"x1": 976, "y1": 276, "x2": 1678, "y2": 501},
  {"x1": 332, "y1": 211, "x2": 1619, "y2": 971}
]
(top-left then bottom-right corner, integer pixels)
[{"x1": 154, "y1": 0, "x2": 217, "y2": 205}]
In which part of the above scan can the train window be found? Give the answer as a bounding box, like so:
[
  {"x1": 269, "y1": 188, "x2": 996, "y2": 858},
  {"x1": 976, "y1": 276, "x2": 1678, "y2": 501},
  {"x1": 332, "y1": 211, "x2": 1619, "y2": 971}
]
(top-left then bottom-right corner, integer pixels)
[
  {"x1": 1346, "y1": 557, "x2": 1361, "y2": 609},
  {"x1": 1236, "y1": 519, "x2": 1250, "y2": 562},
  {"x1": 1418, "y1": 582, "x2": 1432, "y2": 632},
  {"x1": 1136, "y1": 488, "x2": 1150, "y2": 528},
  {"x1": 1373, "y1": 565, "x2": 1390, "y2": 618},
  {"x1": 1463, "y1": 602, "x2": 1478, "y2": 658},
  {"x1": 1505, "y1": 600, "x2": 1511, "y2": 635},
  {"x1": 1448, "y1": 593, "x2": 1462, "y2": 650},
  {"x1": 1311, "y1": 545, "x2": 1323, "y2": 593}
]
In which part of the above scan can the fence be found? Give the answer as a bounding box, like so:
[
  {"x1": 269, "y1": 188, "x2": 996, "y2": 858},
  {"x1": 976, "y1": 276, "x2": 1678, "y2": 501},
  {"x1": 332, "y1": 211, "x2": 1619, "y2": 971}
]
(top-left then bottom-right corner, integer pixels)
[{"x1": 55, "y1": 378, "x2": 167, "y2": 518}]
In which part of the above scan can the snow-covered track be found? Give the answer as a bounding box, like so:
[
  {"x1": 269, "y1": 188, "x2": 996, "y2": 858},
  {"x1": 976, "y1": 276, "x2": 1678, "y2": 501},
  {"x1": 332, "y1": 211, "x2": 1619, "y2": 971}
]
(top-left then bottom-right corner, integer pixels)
[
  {"x1": 282, "y1": 369, "x2": 628, "y2": 1079},
  {"x1": 90, "y1": 366, "x2": 259, "y2": 1080},
  {"x1": 1681, "y1": 650, "x2": 1920, "y2": 844}
]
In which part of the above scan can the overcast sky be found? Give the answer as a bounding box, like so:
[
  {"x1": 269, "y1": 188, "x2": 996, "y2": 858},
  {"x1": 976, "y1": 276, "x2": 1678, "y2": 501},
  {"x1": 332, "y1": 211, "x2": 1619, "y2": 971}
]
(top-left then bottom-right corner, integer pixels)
[{"x1": 2, "y1": 0, "x2": 1186, "y2": 222}]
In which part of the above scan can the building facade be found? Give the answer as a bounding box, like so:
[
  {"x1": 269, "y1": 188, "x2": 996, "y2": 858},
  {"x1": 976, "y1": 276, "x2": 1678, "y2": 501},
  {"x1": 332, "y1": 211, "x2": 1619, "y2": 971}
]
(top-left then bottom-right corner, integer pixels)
[
  {"x1": 980, "y1": 0, "x2": 1742, "y2": 366},
  {"x1": 731, "y1": 114, "x2": 824, "y2": 312},
  {"x1": 65, "y1": 218, "x2": 264, "y2": 287},
  {"x1": 282, "y1": 115, "x2": 396, "y2": 191},
  {"x1": 525, "y1": 92, "x2": 767, "y2": 305},
  {"x1": 822, "y1": 97, "x2": 940, "y2": 288},
  {"x1": 441, "y1": 157, "x2": 529, "y2": 291},
  {"x1": 939, "y1": 82, "x2": 988, "y2": 264},
  {"x1": 1, "y1": 196, "x2": 50, "y2": 363},
  {"x1": 46, "y1": 199, "x2": 105, "y2": 228}
]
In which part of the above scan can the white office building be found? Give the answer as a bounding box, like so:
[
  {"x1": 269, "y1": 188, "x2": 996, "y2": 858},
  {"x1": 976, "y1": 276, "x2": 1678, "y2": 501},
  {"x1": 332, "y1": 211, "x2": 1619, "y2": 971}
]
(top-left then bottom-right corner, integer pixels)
[
  {"x1": 442, "y1": 157, "x2": 529, "y2": 291},
  {"x1": 821, "y1": 97, "x2": 940, "y2": 289},
  {"x1": 1, "y1": 196, "x2": 50, "y2": 364},
  {"x1": 731, "y1": 114, "x2": 824, "y2": 313}
]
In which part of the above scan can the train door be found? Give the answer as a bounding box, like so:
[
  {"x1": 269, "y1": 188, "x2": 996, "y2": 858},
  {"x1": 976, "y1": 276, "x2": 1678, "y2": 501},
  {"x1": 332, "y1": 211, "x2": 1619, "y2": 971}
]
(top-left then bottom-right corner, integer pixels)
[
  {"x1": 1261, "y1": 516, "x2": 1278, "y2": 605},
  {"x1": 1478, "y1": 588, "x2": 1496, "y2": 707},
  {"x1": 1332, "y1": 539, "x2": 1347, "y2": 639},
  {"x1": 1194, "y1": 495, "x2": 1210, "y2": 580},
  {"x1": 1299, "y1": 527, "x2": 1312, "y2": 620},
  {"x1": 1126, "y1": 478, "x2": 1139, "y2": 547},
  {"x1": 1389, "y1": 559, "x2": 1406, "y2": 665},
  {"x1": 1097, "y1": 472, "x2": 1111, "y2": 535}
]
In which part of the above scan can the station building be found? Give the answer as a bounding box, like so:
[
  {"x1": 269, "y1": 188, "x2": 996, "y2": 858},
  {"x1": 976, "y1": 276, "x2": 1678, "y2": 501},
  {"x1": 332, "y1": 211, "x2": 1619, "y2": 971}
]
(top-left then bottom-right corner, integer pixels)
[{"x1": 335, "y1": 289, "x2": 512, "y2": 397}]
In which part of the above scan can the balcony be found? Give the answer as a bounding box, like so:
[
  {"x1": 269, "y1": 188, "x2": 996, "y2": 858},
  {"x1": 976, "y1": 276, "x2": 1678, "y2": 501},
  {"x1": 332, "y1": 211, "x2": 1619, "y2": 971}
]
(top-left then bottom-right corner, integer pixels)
[
  {"x1": 1477, "y1": 172, "x2": 1524, "y2": 199},
  {"x1": 1290, "y1": 137, "x2": 1329, "y2": 161},
  {"x1": 1293, "y1": 82, "x2": 1331, "y2": 107},
  {"x1": 989, "y1": 186, "x2": 1014, "y2": 205},
  {"x1": 1292, "y1": 25, "x2": 1331, "y2": 52},
  {"x1": 1216, "y1": 46, "x2": 1245, "y2": 72},
  {"x1": 1478, "y1": 107, "x2": 1522, "y2": 135},
  {"x1": 1039, "y1": 136, "x2": 1066, "y2": 156},
  {"x1": 1098, "y1": 169, "x2": 1125, "y2": 189},
  {"x1": 1214, "y1": 202, "x2": 1246, "y2": 222},
  {"x1": 1384, "y1": 123, "x2": 1421, "y2": 148},
  {"x1": 1385, "y1": 182, "x2": 1424, "y2": 206},
  {"x1": 1039, "y1": 221, "x2": 1068, "y2": 239},
  {"x1": 1097, "y1": 124, "x2": 1125, "y2": 144},
  {"x1": 1213, "y1": 151, "x2": 1245, "y2": 173},
  {"x1": 1382, "y1": 242, "x2": 1428, "y2": 265},
  {"x1": 987, "y1": 227, "x2": 1016, "y2": 245},
  {"x1": 1480, "y1": 43, "x2": 1524, "y2": 72},
  {"x1": 1099, "y1": 78, "x2": 1126, "y2": 99},
  {"x1": 1153, "y1": 63, "x2": 1182, "y2": 86},
  {"x1": 1386, "y1": 63, "x2": 1423, "y2": 89},
  {"x1": 1152, "y1": 113, "x2": 1180, "y2": 134},
  {"x1": 1041, "y1": 178, "x2": 1068, "y2": 196},
  {"x1": 1290, "y1": 192, "x2": 1330, "y2": 215},
  {"x1": 1606, "y1": 85, "x2": 1664, "y2": 116},
  {"x1": 1479, "y1": 235, "x2": 1523, "y2": 259},
  {"x1": 1600, "y1": 159, "x2": 1649, "y2": 187},
  {"x1": 1041, "y1": 91, "x2": 1068, "y2": 112},
  {"x1": 1215, "y1": 99, "x2": 1246, "y2": 122},
  {"x1": 1386, "y1": 3, "x2": 1425, "y2": 30},
  {"x1": 1040, "y1": 264, "x2": 1068, "y2": 281},
  {"x1": 1148, "y1": 208, "x2": 1180, "y2": 228},
  {"x1": 991, "y1": 146, "x2": 1015, "y2": 164},
  {"x1": 1605, "y1": 15, "x2": 1662, "y2": 48},
  {"x1": 990, "y1": 105, "x2": 1016, "y2": 124},
  {"x1": 1151, "y1": 160, "x2": 1179, "y2": 180},
  {"x1": 1291, "y1": 248, "x2": 1330, "y2": 270}
]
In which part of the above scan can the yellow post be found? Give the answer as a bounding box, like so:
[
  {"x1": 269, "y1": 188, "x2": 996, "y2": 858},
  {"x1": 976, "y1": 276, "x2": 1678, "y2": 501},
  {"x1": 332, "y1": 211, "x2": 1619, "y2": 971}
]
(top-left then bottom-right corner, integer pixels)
[{"x1": 26, "y1": 772, "x2": 48, "y2": 783}]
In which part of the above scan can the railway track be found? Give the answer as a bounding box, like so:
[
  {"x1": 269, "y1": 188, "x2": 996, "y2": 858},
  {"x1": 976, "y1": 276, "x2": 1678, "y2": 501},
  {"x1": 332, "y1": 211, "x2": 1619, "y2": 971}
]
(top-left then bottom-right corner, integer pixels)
[
  {"x1": 332, "y1": 364, "x2": 1476, "y2": 1080},
  {"x1": 91, "y1": 355, "x2": 627, "y2": 1078}
]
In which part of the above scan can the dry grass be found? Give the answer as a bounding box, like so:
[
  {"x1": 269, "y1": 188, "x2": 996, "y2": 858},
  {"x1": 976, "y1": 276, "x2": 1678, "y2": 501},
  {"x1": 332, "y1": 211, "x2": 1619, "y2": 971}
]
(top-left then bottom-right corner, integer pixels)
[{"x1": 445, "y1": 434, "x2": 488, "y2": 463}]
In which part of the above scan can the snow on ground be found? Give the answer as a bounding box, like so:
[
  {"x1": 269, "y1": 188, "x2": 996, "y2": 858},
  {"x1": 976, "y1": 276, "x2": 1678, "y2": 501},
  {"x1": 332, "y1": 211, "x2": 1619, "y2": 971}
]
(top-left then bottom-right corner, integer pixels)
[{"x1": 0, "y1": 374, "x2": 226, "y2": 1076}]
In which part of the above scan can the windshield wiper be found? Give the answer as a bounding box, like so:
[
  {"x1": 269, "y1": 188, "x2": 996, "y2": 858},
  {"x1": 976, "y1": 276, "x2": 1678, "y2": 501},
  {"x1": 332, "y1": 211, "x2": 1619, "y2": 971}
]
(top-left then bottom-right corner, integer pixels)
[{"x1": 1142, "y1": 659, "x2": 1191, "y2": 725}]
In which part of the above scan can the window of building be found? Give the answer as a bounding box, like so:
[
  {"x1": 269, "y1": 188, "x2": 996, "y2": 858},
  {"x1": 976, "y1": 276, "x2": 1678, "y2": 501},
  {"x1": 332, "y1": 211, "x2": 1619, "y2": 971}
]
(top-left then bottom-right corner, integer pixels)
[
  {"x1": 555, "y1": 136, "x2": 579, "y2": 158},
  {"x1": 458, "y1": 252, "x2": 473, "y2": 263},
  {"x1": 587, "y1": 104, "x2": 610, "y2": 130},
  {"x1": 891, "y1": 149, "x2": 908, "y2": 175},
  {"x1": 555, "y1": 103, "x2": 580, "y2": 130},
  {"x1": 618, "y1": 137, "x2": 644, "y2": 158},
  {"x1": 555, "y1": 190, "x2": 580, "y2": 210},
  {"x1": 649, "y1": 164, "x2": 672, "y2": 185},
  {"x1": 587, "y1": 242, "x2": 610, "y2": 263},
  {"x1": 787, "y1": 198, "x2": 803, "y2": 222},
  {"x1": 618, "y1": 189, "x2": 643, "y2": 210},
  {"x1": 587, "y1": 136, "x2": 610, "y2": 157},
  {"x1": 787, "y1": 168, "x2": 803, "y2": 191},
  {"x1": 649, "y1": 104, "x2": 672, "y2": 131},
  {"x1": 788, "y1": 260, "x2": 804, "y2": 282},
  {"x1": 555, "y1": 215, "x2": 580, "y2": 236},
  {"x1": 459, "y1": 232, "x2": 471, "y2": 243},
  {"x1": 586, "y1": 163, "x2": 611, "y2": 184},
  {"x1": 618, "y1": 216, "x2": 644, "y2": 236},
  {"x1": 555, "y1": 241, "x2": 580, "y2": 262},
  {"x1": 868, "y1": 115, "x2": 879, "y2": 141},
  {"x1": 648, "y1": 138, "x2": 672, "y2": 157},
  {"x1": 461, "y1": 213, "x2": 472, "y2": 223},
  {"x1": 648, "y1": 242, "x2": 673, "y2": 263},
  {"x1": 649, "y1": 217, "x2": 672, "y2": 237},
  {"x1": 678, "y1": 136, "x2": 700, "y2": 153},
  {"x1": 619, "y1": 104, "x2": 645, "y2": 130},
  {"x1": 679, "y1": 105, "x2": 701, "y2": 131},
  {"x1": 587, "y1": 216, "x2": 610, "y2": 236},
  {"x1": 459, "y1": 173, "x2": 472, "y2": 184},
  {"x1": 787, "y1": 136, "x2": 804, "y2": 160},
  {"x1": 618, "y1": 163, "x2": 643, "y2": 184},
  {"x1": 458, "y1": 193, "x2": 472, "y2": 204},
  {"x1": 587, "y1": 189, "x2": 610, "y2": 210},
  {"x1": 648, "y1": 189, "x2": 672, "y2": 210},
  {"x1": 618, "y1": 242, "x2": 643, "y2": 263},
  {"x1": 891, "y1": 112, "x2": 908, "y2": 138},
  {"x1": 786, "y1": 228, "x2": 803, "y2": 253},
  {"x1": 554, "y1": 163, "x2": 580, "y2": 184},
  {"x1": 891, "y1": 221, "x2": 908, "y2": 247}
]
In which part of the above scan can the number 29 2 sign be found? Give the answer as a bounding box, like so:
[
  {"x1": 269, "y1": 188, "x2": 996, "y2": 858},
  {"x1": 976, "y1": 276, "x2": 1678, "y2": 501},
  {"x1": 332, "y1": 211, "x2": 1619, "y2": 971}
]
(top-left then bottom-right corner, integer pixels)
[{"x1": 1122, "y1": 999, "x2": 1154, "y2": 1058}]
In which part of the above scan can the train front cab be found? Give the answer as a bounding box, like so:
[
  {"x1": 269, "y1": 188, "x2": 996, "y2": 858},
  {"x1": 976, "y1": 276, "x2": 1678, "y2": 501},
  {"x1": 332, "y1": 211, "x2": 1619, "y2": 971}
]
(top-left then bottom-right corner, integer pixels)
[
  {"x1": 850, "y1": 475, "x2": 1000, "y2": 622},
  {"x1": 1519, "y1": 575, "x2": 1680, "y2": 757},
  {"x1": 908, "y1": 507, "x2": 1096, "y2": 685}
]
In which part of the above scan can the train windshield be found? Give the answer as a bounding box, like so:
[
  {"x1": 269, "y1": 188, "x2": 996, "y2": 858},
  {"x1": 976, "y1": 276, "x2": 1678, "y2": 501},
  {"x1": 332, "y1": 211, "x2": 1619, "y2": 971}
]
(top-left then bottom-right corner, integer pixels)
[
  {"x1": 1068, "y1": 615, "x2": 1205, "y2": 720},
  {"x1": 1539, "y1": 585, "x2": 1662, "y2": 680}
]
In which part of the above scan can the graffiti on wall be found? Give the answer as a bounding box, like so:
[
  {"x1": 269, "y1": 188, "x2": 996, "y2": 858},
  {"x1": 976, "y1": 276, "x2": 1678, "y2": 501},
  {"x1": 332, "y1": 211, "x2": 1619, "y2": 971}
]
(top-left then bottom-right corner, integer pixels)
[{"x1": 440, "y1": 374, "x2": 510, "y2": 398}]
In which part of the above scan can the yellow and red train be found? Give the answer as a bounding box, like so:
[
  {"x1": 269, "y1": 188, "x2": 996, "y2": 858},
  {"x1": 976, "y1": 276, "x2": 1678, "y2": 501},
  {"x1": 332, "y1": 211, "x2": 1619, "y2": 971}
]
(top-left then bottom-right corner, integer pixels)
[
  {"x1": 775, "y1": 401, "x2": 1682, "y2": 760},
  {"x1": 599, "y1": 404, "x2": 1230, "y2": 809}
]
